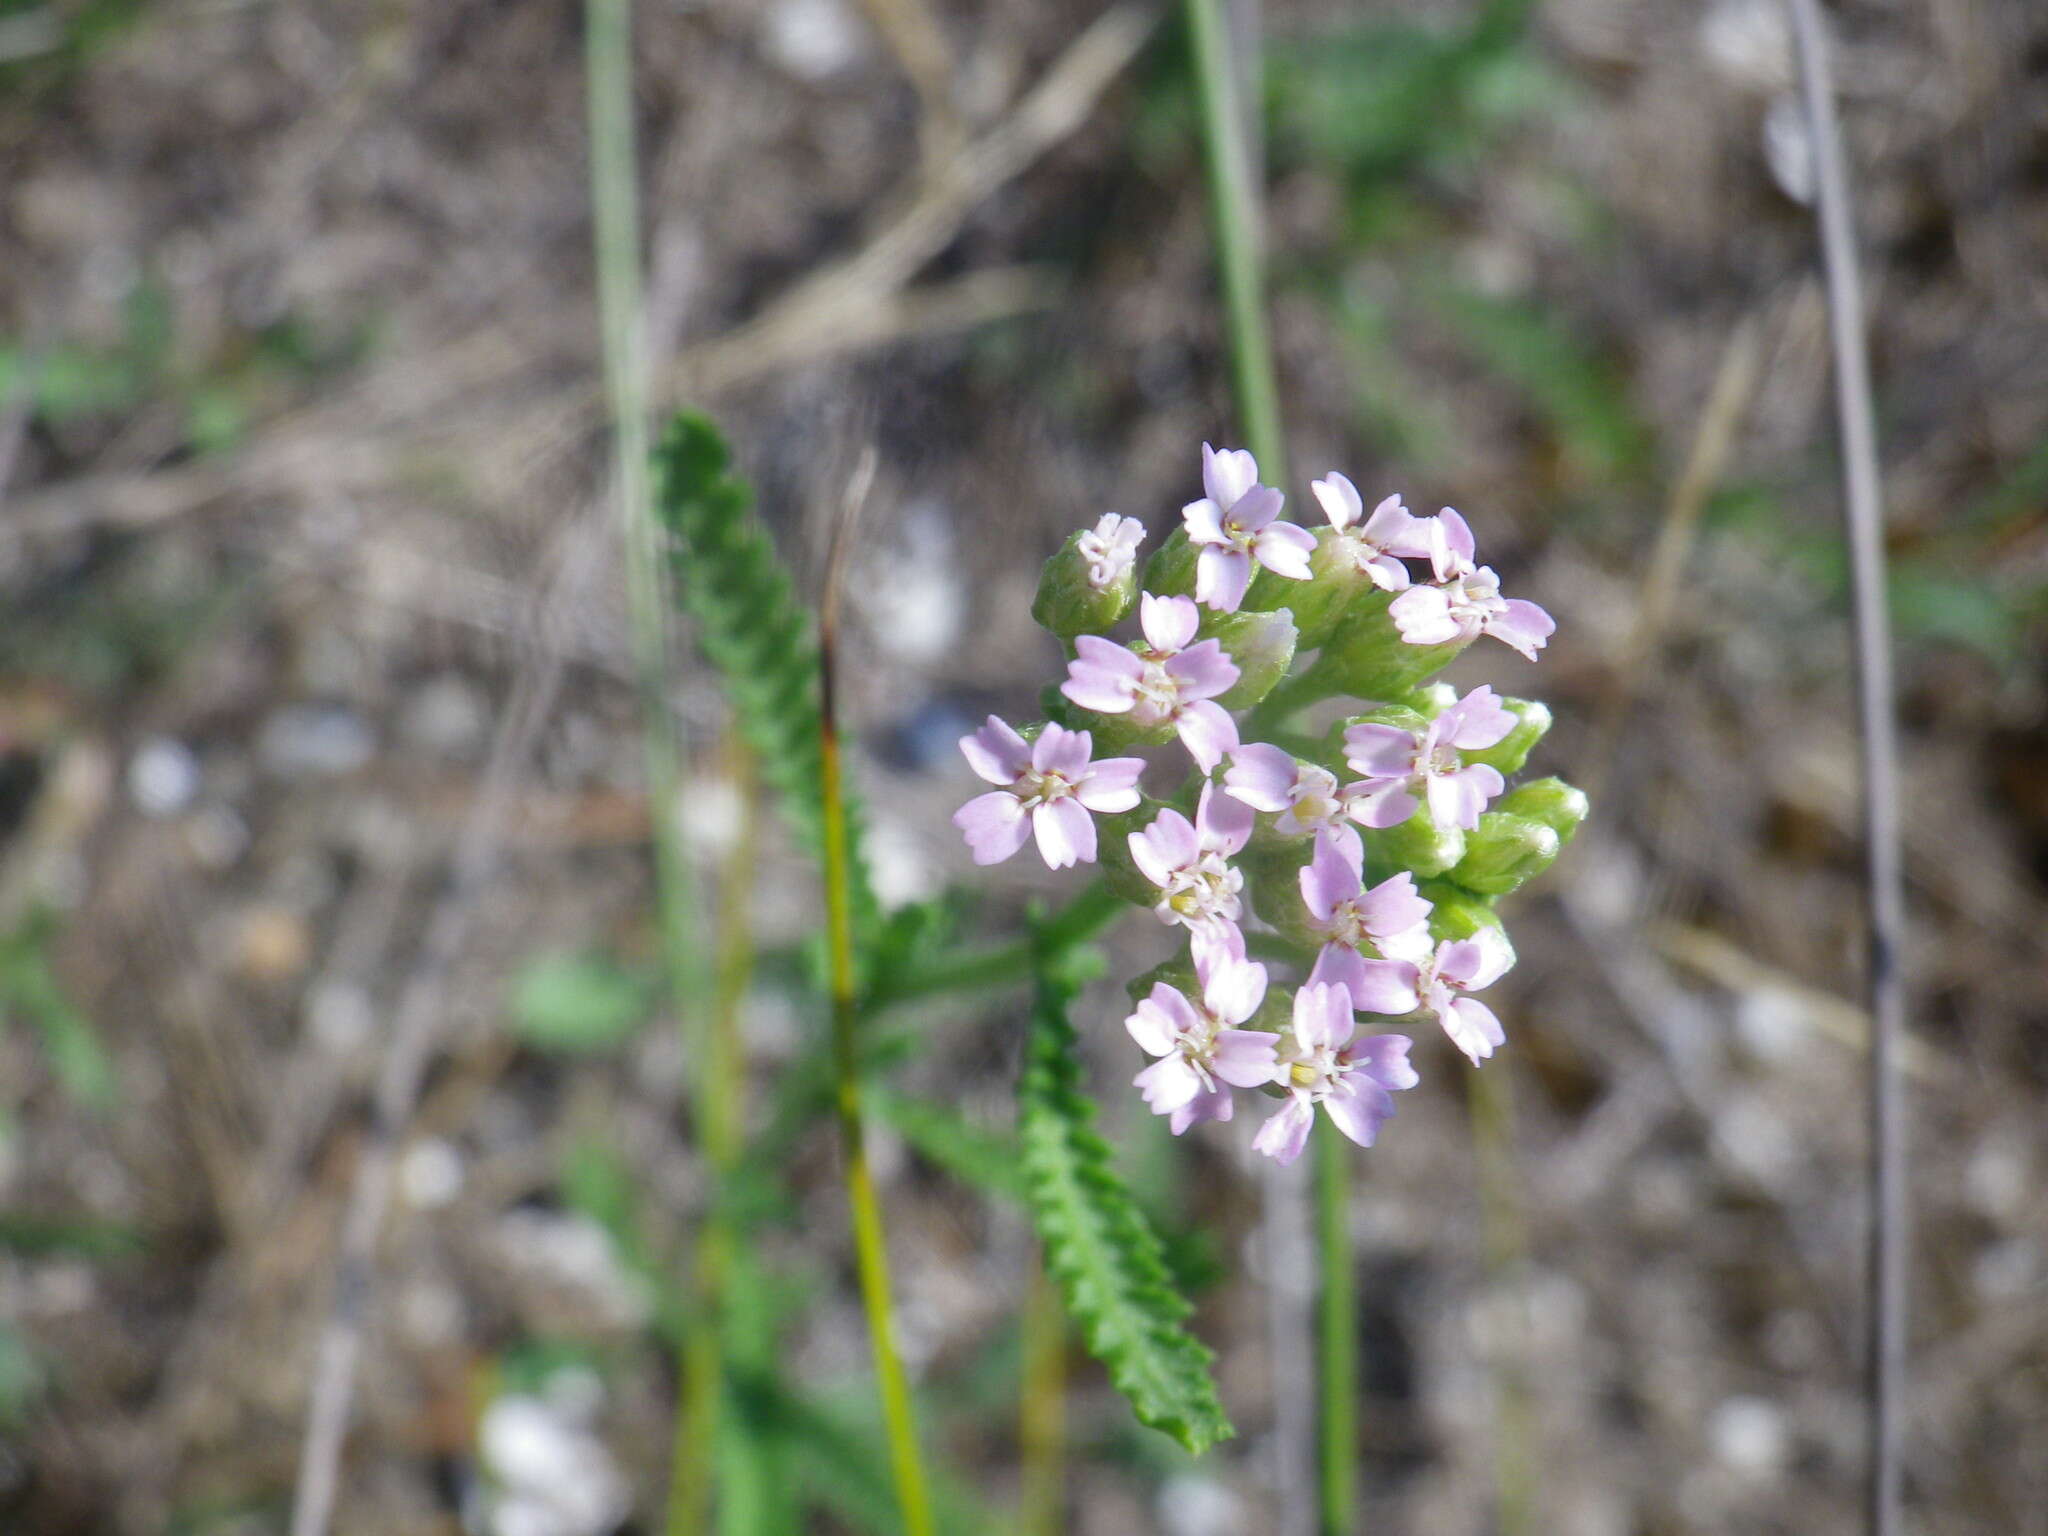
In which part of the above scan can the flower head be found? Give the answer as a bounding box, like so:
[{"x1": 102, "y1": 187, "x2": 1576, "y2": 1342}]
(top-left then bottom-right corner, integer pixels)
[
  {"x1": 953, "y1": 717, "x2": 1144, "y2": 869},
  {"x1": 1388, "y1": 509, "x2": 1556, "y2": 660},
  {"x1": 1128, "y1": 782, "x2": 1254, "y2": 946},
  {"x1": 1223, "y1": 742, "x2": 1364, "y2": 863},
  {"x1": 1182, "y1": 444, "x2": 1316, "y2": 612},
  {"x1": 1126, "y1": 935, "x2": 1280, "y2": 1133},
  {"x1": 1348, "y1": 927, "x2": 1516, "y2": 1064},
  {"x1": 1251, "y1": 981, "x2": 1418, "y2": 1164},
  {"x1": 1310, "y1": 474, "x2": 1428, "y2": 592},
  {"x1": 1342, "y1": 685, "x2": 1517, "y2": 832},
  {"x1": 1075, "y1": 513, "x2": 1145, "y2": 591},
  {"x1": 1061, "y1": 593, "x2": 1241, "y2": 770}
]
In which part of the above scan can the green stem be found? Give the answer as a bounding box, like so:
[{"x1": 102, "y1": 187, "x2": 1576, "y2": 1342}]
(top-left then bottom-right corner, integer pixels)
[
  {"x1": 820, "y1": 564, "x2": 934, "y2": 1536},
  {"x1": 1471, "y1": 1059, "x2": 1533, "y2": 1533},
  {"x1": 583, "y1": 5, "x2": 723, "y2": 1527},
  {"x1": 1017, "y1": 1252, "x2": 1067, "y2": 1536},
  {"x1": 1185, "y1": 0, "x2": 1285, "y2": 480},
  {"x1": 1315, "y1": 1120, "x2": 1355, "y2": 1536}
]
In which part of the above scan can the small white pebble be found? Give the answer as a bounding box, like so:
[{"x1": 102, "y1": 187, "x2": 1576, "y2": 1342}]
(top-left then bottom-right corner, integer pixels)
[
  {"x1": 399, "y1": 1138, "x2": 464, "y2": 1210},
  {"x1": 128, "y1": 737, "x2": 201, "y2": 816},
  {"x1": 1711, "y1": 1394, "x2": 1790, "y2": 1476}
]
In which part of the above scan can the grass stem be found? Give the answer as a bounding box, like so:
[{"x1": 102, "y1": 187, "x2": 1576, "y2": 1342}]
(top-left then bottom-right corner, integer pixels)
[
  {"x1": 1314, "y1": 1119, "x2": 1355, "y2": 1536},
  {"x1": 1018, "y1": 1251, "x2": 1067, "y2": 1536}
]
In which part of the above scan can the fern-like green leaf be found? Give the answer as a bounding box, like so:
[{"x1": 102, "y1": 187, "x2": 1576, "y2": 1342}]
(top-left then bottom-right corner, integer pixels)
[
  {"x1": 652, "y1": 413, "x2": 880, "y2": 949},
  {"x1": 1017, "y1": 938, "x2": 1234, "y2": 1455}
]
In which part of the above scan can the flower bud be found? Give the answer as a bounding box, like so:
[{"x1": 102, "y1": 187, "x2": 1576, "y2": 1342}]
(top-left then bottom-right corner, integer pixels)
[
  {"x1": 1206, "y1": 607, "x2": 1297, "y2": 711},
  {"x1": 1241, "y1": 839, "x2": 1316, "y2": 939},
  {"x1": 1445, "y1": 812, "x2": 1560, "y2": 896},
  {"x1": 1125, "y1": 952, "x2": 1200, "y2": 1004},
  {"x1": 1418, "y1": 881, "x2": 1511, "y2": 951},
  {"x1": 1140, "y1": 526, "x2": 1200, "y2": 602},
  {"x1": 1043, "y1": 684, "x2": 1176, "y2": 759},
  {"x1": 1461, "y1": 698, "x2": 1551, "y2": 776},
  {"x1": 1032, "y1": 515, "x2": 1143, "y2": 640},
  {"x1": 1290, "y1": 590, "x2": 1469, "y2": 702},
  {"x1": 1263, "y1": 527, "x2": 1387, "y2": 646},
  {"x1": 1365, "y1": 806, "x2": 1465, "y2": 879},
  {"x1": 1496, "y1": 777, "x2": 1588, "y2": 845}
]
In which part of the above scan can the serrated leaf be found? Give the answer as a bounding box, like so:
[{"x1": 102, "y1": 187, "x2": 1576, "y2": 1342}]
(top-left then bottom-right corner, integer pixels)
[
  {"x1": 507, "y1": 953, "x2": 652, "y2": 1054},
  {"x1": 1016, "y1": 941, "x2": 1233, "y2": 1455},
  {"x1": 652, "y1": 415, "x2": 881, "y2": 955}
]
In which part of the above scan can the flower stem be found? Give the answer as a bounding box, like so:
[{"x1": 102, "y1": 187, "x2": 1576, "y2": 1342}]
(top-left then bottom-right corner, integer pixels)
[
  {"x1": 1470, "y1": 1058, "x2": 1533, "y2": 1533},
  {"x1": 820, "y1": 456, "x2": 934, "y2": 1536},
  {"x1": 1018, "y1": 1250, "x2": 1067, "y2": 1536},
  {"x1": 1314, "y1": 1119, "x2": 1355, "y2": 1536}
]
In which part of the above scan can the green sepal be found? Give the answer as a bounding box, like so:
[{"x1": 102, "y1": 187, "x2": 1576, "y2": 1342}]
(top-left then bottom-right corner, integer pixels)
[
  {"x1": 1095, "y1": 802, "x2": 1172, "y2": 909},
  {"x1": 1299, "y1": 588, "x2": 1470, "y2": 701},
  {"x1": 1496, "y1": 776, "x2": 1589, "y2": 845},
  {"x1": 1364, "y1": 806, "x2": 1466, "y2": 880},
  {"x1": 1141, "y1": 526, "x2": 1200, "y2": 601},
  {"x1": 1443, "y1": 812, "x2": 1560, "y2": 896},
  {"x1": 1033, "y1": 526, "x2": 1139, "y2": 640},
  {"x1": 1418, "y1": 881, "x2": 1510, "y2": 950}
]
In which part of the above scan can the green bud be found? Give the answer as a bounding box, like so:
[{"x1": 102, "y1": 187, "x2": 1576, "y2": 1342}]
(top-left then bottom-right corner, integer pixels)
[
  {"x1": 1032, "y1": 524, "x2": 1139, "y2": 640},
  {"x1": 1140, "y1": 526, "x2": 1199, "y2": 601},
  {"x1": 1306, "y1": 588, "x2": 1470, "y2": 700},
  {"x1": 1462, "y1": 698, "x2": 1552, "y2": 776},
  {"x1": 1206, "y1": 606, "x2": 1297, "y2": 711},
  {"x1": 1496, "y1": 776, "x2": 1588, "y2": 846},
  {"x1": 1329, "y1": 704, "x2": 1429, "y2": 760},
  {"x1": 1365, "y1": 805, "x2": 1466, "y2": 880},
  {"x1": 1126, "y1": 953, "x2": 1198, "y2": 1005},
  {"x1": 1444, "y1": 812, "x2": 1560, "y2": 896},
  {"x1": 1240, "y1": 839, "x2": 1316, "y2": 940},
  {"x1": 1418, "y1": 880, "x2": 1510, "y2": 950},
  {"x1": 1268, "y1": 526, "x2": 1387, "y2": 646},
  {"x1": 1094, "y1": 802, "x2": 1171, "y2": 909}
]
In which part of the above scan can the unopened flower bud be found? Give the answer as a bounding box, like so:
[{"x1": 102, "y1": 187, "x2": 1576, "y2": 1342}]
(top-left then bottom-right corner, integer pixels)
[
  {"x1": 1461, "y1": 698, "x2": 1551, "y2": 776},
  {"x1": 1445, "y1": 813, "x2": 1560, "y2": 896},
  {"x1": 1140, "y1": 526, "x2": 1200, "y2": 602},
  {"x1": 1496, "y1": 777, "x2": 1588, "y2": 845},
  {"x1": 1290, "y1": 591, "x2": 1470, "y2": 702},
  {"x1": 1365, "y1": 807, "x2": 1466, "y2": 879},
  {"x1": 1418, "y1": 881, "x2": 1511, "y2": 952},
  {"x1": 1033, "y1": 515, "x2": 1144, "y2": 639},
  {"x1": 1206, "y1": 607, "x2": 1297, "y2": 711}
]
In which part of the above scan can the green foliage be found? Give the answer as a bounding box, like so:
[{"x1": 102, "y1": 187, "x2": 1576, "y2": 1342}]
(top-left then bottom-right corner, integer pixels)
[
  {"x1": 0, "y1": 910, "x2": 114, "y2": 1110},
  {"x1": 1016, "y1": 937, "x2": 1232, "y2": 1455},
  {"x1": 871, "y1": 1089, "x2": 1028, "y2": 1204},
  {"x1": 652, "y1": 414, "x2": 881, "y2": 954},
  {"x1": 507, "y1": 953, "x2": 654, "y2": 1055},
  {"x1": 0, "y1": 1322, "x2": 43, "y2": 1425}
]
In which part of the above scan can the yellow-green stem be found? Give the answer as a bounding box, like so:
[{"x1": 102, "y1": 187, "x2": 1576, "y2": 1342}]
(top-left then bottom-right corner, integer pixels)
[
  {"x1": 820, "y1": 511, "x2": 934, "y2": 1536},
  {"x1": 1018, "y1": 1252, "x2": 1067, "y2": 1536},
  {"x1": 1315, "y1": 1119, "x2": 1355, "y2": 1535}
]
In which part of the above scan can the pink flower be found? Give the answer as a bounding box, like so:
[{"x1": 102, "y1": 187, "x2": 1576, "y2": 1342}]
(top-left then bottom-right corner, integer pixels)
[
  {"x1": 1182, "y1": 444, "x2": 1316, "y2": 612},
  {"x1": 1125, "y1": 936, "x2": 1280, "y2": 1134},
  {"x1": 1297, "y1": 835, "x2": 1434, "y2": 986},
  {"x1": 1357, "y1": 928, "x2": 1516, "y2": 1065},
  {"x1": 953, "y1": 717, "x2": 1145, "y2": 869},
  {"x1": 1309, "y1": 474, "x2": 1428, "y2": 591},
  {"x1": 1341, "y1": 685, "x2": 1517, "y2": 832},
  {"x1": 1388, "y1": 509, "x2": 1556, "y2": 660},
  {"x1": 1075, "y1": 513, "x2": 1145, "y2": 590},
  {"x1": 1060, "y1": 593, "x2": 1241, "y2": 771},
  {"x1": 1223, "y1": 742, "x2": 1364, "y2": 864},
  {"x1": 1250, "y1": 982, "x2": 1418, "y2": 1165},
  {"x1": 1127, "y1": 782, "x2": 1254, "y2": 944}
]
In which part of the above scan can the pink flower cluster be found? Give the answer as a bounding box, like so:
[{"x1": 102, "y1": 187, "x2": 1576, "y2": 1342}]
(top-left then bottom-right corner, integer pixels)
[{"x1": 953, "y1": 445, "x2": 1562, "y2": 1164}]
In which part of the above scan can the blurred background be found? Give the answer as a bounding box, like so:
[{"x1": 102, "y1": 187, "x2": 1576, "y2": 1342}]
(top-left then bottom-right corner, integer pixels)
[{"x1": 3, "y1": 0, "x2": 2047, "y2": 1532}]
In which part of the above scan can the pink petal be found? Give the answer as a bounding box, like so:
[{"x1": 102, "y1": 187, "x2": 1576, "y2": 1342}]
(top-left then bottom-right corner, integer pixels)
[
  {"x1": 1182, "y1": 497, "x2": 1227, "y2": 546},
  {"x1": 1389, "y1": 585, "x2": 1463, "y2": 646},
  {"x1": 1212, "y1": 1028, "x2": 1281, "y2": 1087},
  {"x1": 1441, "y1": 996, "x2": 1505, "y2": 1064},
  {"x1": 1431, "y1": 507, "x2": 1476, "y2": 579},
  {"x1": 1195, "y1": 545, "x2": 1252, "y2": 612},
  {"x1": 1134, "y1": 1054, "x2": 1203, "y2": 1114},
  {"x1": 953, "y1": 792, "x2": 1031, "y2": 864},
  {"x1": 1349, "y1": 1033, "x2": 1420, "y2": 1092},
  {"x1": 1195, "y1": 781, "x2": 1254, "y2": 855},
  {"x1": 1223, "y1": 743, "x2": 1299, "y2": 813},
  {"x1": 1128, "y1": 808, "x2": 1197, "y2": 888},
  {"x1": 1309, "y1": 820, "x2": 1365, "y2": 868},
  {"x1": 1074, "y1": 757, "x2": 1144, "y2": 813},
  {"x1": 1203, "y1": 443, "x2": 1259, "y2": 507},
  {"x1": 1364, "y1": 553, "x2": 1411, "y2": 592},
  {"x1": 1188, "y1": 918, "x2": 1246, "y2": 973},
  {"x1": 1175, "y1": 699, "x2": 1239, "y2": 773},
  {"x1": 1126, "y1": 984, "x2": 1197, "y2": 1056},
  {"x1": 1252, "y1": 520, "x2": 1316, "y2": 579},
  {"x1": 1308, "y1": 943, "x2": 1368, "y2": 999},
  {"x1": 1359, "y1": 872, "x2": 1432, "y2": 938},
  {"x1": 1032, "y1": 796, "x2": 1095, "y2": 869},
  {"x1": 1293, "y1": 981, "x2": 1355, "y2": 1054},
  {"x1": 1298, "y1": 838, "x2": 1354, "y2": 924},
  {"x1": 959, "y1": 716, "x2": 1031, "y2": 785},
  {"x1": 1347, "y1": 780, "x2": 1418, "y2": 831},
  {"x1": 1311, "y1": 472, "x2": 1363, "y2": 530},
  {"x1": 1201, "y1": 953, "x2": 1268, "y2": 1025},
  {"x1": 1343, "y1": 722, "x2": 1419, "y2": 780},
  {"x1": 1487, "y1": 598, "x2": 1556, "y2": 659},
  {"x1": 1426, "y1": 770, "x2": 1483, "y2": 832},
  {"x1": 1141, "y1": 592, "x2": 1201, "y2": 653},
  {"x1": 1170, "y1": 1084, "x2": 1235, "y2": 1135},
  {"x1": 1252, "y1": 1095, "x2": 1315, "y2": 1165},
  {"x1": 1364, "y1": 495, "x2": 1424, "y2": 554},
  {"x1": 1346, "y1": 957, "x2": 1423, "y2": 1016},
  {"x1": 1165, "y1": 639, "x2": 1239, "y2": 700},
  {"x1": 1440, "y1": 929, "x2": 1514, "y2": 991},
  {"x1": 1062, "y1": 638, "x2": 1142, "y2": 713},
  {"x1": 1321, "y1": 1076, "x2": 1394, "y2": 1148},
  {"x1": 1441, "y1": 685, "x2": 1517, "y2": 751}
]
